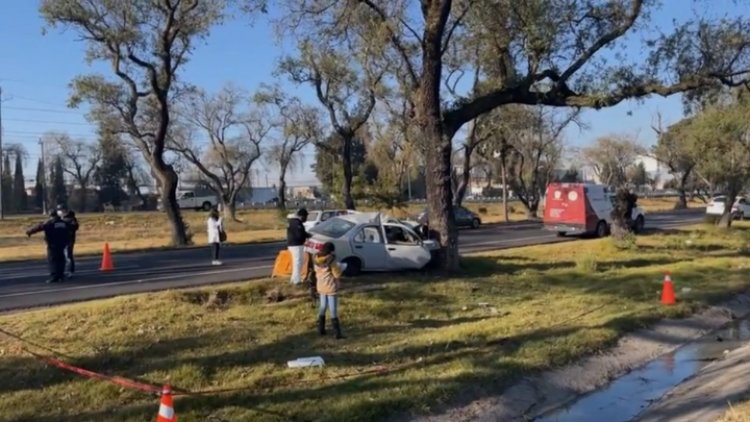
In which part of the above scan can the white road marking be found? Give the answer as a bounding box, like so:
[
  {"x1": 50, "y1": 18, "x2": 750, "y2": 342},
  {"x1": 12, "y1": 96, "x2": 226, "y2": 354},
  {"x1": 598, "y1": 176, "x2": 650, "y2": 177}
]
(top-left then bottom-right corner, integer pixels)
[
  {"x1": 0, "y1": 264, "x2": 273, "y2": 299},
  {"x1": 0, "y1": 265, "x2": 142, "y2": 279}
]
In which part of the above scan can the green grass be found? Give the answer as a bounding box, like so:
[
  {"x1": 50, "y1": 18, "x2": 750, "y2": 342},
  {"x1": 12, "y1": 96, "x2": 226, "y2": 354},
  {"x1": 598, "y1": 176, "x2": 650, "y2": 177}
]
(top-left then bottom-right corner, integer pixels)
[{"x1": 0, "y1": 222, "x2": 742, "y2": 422}]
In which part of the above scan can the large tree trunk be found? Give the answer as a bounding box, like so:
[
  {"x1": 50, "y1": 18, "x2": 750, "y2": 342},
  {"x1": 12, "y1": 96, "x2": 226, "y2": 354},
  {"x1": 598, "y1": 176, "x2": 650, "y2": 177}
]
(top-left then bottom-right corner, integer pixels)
[
  {"x1": 222, "y1": 191, "x2": 240, "y2": 222},
  {"x1": 718, "y1": 190, "x2": 739, "y2": 229},
  {"x1": 342, "y1": 137, "x2": 356, "y2": 210},
  {"x1": 422, "y1": 126, "x2": 459, "y2": 271},
  {"x1": 528, "y1": 198, "x2": 539, "y2": 219},
  {"x1": 417, "y1": 0, "x2": 458, "y2": 271},
  {"x1": 79, "y1": 185, "x2": 88, "y2": 213},
  {"x1": 718, "y1": 211, "x2": 734, "y2": 228},
  {"x1": 499, "y1": 150, "x2": 509, "y2": 222},
  {"x1": 277, "y1": 176, "x2": 287, "y2": 210},
  {"x1": 675, "y1": 170, "x2": 692, "y2": 210},
  {"x1": 453, "y1": 145, "x2": 473, "y2": 207},
  {"x1": 155, "y1": 165, "x2": 189, "y2": 245}
]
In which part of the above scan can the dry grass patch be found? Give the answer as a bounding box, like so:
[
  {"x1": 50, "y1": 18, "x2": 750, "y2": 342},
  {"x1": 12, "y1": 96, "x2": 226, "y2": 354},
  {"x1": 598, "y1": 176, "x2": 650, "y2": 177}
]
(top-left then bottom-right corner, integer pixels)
[
  {"x1": 720, "y1": 404, "x2": 750, "y2": 422},
  {"x1": 0, "y1": 221, "x2": 745, "y2": 422}
]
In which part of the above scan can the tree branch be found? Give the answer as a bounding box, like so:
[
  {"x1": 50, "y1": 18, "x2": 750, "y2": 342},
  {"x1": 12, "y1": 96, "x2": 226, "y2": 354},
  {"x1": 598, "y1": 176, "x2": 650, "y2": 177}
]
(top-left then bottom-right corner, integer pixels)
[
  {"x1": 441, "y1": 0, "x2": 473, "y2": 56},
  {"x1": 444, "y1": 72, "x2": 750, "y2": 135},
  {"x1": 559, "y1": 0, "x2": 644, "y2": 82},
  {"x1": 358, "y1": 0, "x2": 419, "y2": 86}
]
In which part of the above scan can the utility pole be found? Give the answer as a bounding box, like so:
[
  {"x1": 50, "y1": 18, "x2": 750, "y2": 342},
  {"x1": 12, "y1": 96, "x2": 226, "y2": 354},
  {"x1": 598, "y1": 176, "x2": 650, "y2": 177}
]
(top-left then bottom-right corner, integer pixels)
[
  {"x1": 39, "y1": 138, "x2": 47, "y2": 215},
  {"x1": 0, "y1": 85, "x2": 4, "y2": 220}
]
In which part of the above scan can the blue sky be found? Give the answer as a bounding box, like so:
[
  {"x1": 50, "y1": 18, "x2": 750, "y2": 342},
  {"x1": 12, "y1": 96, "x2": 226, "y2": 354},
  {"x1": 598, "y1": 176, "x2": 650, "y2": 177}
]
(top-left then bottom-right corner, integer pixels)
[{"x1": 0, "y1": 1, "x2": 744, "y2": 186}]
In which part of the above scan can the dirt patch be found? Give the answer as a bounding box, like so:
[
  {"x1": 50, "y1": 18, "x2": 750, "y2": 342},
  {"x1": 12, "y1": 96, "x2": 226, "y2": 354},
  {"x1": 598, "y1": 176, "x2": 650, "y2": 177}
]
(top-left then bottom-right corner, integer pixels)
[
  {"x1": 179, "y1": 290, "x2": 233, "y2": 308},
  {"x1": 411, "y1": 293, "x2": 750, "y2": 422}
]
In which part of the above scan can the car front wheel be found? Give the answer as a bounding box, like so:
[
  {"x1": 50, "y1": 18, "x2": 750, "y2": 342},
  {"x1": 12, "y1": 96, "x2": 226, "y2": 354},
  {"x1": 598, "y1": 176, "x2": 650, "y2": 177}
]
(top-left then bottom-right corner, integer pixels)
[
  {"x1": 471, "y1": 218, "x2": 481, "y2": 229},
  {"x1": 341, "y1": 257, "x2": 362, "y2": 277}
]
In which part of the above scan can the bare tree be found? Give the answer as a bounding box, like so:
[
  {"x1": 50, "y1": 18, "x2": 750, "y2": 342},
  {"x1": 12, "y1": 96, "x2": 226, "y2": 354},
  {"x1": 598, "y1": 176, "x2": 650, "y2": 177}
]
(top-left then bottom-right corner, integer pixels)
[
  {"x1": 279, "y1": 40, "x2": 383, "y2": 209},
  {"x1": 507, "y1": 107, "x2": 580, "y2": 217},
  {"x1": 44, "y1": 132, "x2": 101, "y2": 212},
  {"x1": 652, "y1": 112, "x2": 698, "y2": 209},
  {"x1": 583, "y1": 135, "x2": 646, "y2": 188},
  {"x1": 256, "y1": 87, "x2": 322, "y2": 209},
  {"x1": 41, "y1": 0, "x2": 231, "y2": 245},
  {"x1": 452, "y1": 118, "x2": 492, "y2": 206},
  {"x1": 172, "y1": 85, "x2": 268, "y2": 220}
]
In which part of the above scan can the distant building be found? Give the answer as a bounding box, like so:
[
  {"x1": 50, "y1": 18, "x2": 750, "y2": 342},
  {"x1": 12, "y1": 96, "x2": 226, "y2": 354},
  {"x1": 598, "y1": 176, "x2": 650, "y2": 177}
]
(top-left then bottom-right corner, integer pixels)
[
  {"x1": 289, "y1": 185, "x2": 320, "y2": 200},
  {"x1": 576, "y1": 155, "x2": 673, "y2": 189}
]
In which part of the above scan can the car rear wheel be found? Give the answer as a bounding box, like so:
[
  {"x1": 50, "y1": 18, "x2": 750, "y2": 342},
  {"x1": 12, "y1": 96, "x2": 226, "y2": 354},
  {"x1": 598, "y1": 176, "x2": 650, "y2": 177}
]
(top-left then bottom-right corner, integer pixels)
[
  {"x1": 202, "y1": 201, "x2": 212, "y2": 211},
  {"x1": 596, "y1": 221, "x2": 608, "y2": 238},
  {"x1": 471, "y1": 218, "x2": 481, "y2": 229},
  {"x1": 633, "y1": 215, "x2": 645, "y2": 234},
  {"x1": 341, "y1": 257, "x2": 362, "y2": 277},
  {"x1": 557, "y1": 231, "x2": 567, "y2": 237}
]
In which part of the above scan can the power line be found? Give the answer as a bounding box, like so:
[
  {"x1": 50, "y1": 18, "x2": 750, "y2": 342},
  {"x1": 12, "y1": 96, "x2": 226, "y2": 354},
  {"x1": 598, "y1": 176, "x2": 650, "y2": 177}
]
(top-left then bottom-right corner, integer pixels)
[
  {"x1": 10, "y1": 95, "x2": 74, "y2": 109},
  {"x1": 3, "y1": 117, "x2": 94, "y2": 126},
  {"x1": 3, "y1": 106, "x2": 87, "y2": 116}
]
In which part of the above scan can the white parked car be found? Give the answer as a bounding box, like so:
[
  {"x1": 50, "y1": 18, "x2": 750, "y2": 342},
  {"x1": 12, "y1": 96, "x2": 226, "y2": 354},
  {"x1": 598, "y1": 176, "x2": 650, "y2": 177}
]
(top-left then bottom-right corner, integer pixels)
[
  {"x1": 176, "y1": 191, "x2": 217, "y2": 211},
  {"x1": 706, "y1": 196, "x2": 750, "y2": 219},
  {"x1": 303, "y1": 209, "x2": 358, "y2": 231},
  {"x1": 157, "y1": 191, "x2": 217, "y2": 211},
  {"x1": 305, "y1": 212, "x2": 438, "y2": 276}
]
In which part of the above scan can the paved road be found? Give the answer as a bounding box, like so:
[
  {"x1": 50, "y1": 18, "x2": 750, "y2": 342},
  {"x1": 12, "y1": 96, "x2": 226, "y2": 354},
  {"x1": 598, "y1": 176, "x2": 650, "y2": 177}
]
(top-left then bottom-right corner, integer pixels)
[{"x1": 0, "y1": 210, "x2": 704, "y2": 312}]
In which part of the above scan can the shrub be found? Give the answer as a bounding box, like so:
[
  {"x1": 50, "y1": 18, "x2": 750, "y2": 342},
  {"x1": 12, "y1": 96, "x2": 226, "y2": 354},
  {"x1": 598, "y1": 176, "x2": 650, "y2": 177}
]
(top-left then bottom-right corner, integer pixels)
[
  {"x1": 478, "y1": 207, "x2": 488, "y2": 215},
  {"x1": 612, "y1": 231, "x2": 638, "y2": 250},
  {"x1": 576, "y1": 254, "x2": 599, "y2": 273}
]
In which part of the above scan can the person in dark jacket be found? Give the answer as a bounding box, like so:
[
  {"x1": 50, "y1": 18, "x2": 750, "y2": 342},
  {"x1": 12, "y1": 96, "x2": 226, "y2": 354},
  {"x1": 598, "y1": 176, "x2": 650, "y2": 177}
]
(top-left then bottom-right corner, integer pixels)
[
  {"x1": 625, "y1": 191, "x2": 638, "y2": 223},
  {"x1": 57, "y1": 204, "x2": 79, "y2": 277},
  {"x1": 26, "y1": 211, "x2": 72, "y2": 284},
  {"x1": 287, "y1": 208, "x2": 311, "y2": 285}
]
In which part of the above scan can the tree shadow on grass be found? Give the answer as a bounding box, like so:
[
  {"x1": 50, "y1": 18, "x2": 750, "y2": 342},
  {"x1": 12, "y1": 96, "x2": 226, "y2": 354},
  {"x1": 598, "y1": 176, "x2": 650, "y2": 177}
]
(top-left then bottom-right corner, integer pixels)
[
  {"x1": 6, "y1": 244, "x2": 750, "y2": 420},
  {"x1": 459, "y1": 255, "x2": 577, "y2": 277}
]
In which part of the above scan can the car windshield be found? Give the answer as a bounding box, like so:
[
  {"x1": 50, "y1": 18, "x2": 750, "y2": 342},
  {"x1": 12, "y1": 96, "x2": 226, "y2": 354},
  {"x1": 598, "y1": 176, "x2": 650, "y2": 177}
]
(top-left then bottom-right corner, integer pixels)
[
  {"x1": 309, "y1": 217, "x2": 356, "y2": 238},
  {"x1": 713, "y1": 197, "x2": 726, "y2": 203}
]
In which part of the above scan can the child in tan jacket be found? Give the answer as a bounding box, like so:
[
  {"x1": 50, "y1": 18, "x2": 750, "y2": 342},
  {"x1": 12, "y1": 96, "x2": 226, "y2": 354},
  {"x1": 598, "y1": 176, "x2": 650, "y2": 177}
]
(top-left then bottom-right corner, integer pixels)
[{"x1": 314, "y1": 242, "x2": 344, "y2": 339}]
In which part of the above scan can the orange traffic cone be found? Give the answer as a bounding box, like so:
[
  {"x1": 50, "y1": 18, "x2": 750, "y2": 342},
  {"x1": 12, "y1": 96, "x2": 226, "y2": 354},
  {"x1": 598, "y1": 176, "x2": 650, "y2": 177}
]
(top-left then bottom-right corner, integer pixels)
[
  {"x1": 100, "y1": 243, "x2": 114, "y2": 271},
  {"x1": 661, "y1": 272, "x2": 676, "y2": 305},
  {"x1": 156, "y1": 385, "x2": 177, "y2": 422}
]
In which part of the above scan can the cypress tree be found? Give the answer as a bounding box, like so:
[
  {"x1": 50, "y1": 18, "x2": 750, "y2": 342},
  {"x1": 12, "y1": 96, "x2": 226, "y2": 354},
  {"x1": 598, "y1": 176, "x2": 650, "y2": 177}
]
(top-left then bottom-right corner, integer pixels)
[
  {"x1": 13, "y1": 152, "x2": 26, "y2": 212},
  {"x1": 34, "y1": 158, "x2": 45, "y2": 211},
  {"x1": 1, "y1": 154, "x2": 12, "y2": 214},
  {"x1": 49, "y1": 156, "x2": 68, "y2": 207}
]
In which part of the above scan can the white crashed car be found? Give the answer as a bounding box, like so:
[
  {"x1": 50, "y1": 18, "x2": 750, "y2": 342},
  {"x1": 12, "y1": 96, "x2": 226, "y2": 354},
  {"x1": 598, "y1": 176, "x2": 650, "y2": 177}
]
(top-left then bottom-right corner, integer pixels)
[{"x1": 305, "y1": 212, "x2": 438, "y2": 276}]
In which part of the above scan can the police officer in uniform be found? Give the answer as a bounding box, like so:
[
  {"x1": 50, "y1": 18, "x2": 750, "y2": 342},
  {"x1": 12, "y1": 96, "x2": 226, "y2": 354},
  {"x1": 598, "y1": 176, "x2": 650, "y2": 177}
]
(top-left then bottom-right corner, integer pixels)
[
  {"x1": 57, "y1": 204, "x2": 79, "y2": 277},
  {"x1": 26, "y1": 211, "x2": 71, "y2": 284}
]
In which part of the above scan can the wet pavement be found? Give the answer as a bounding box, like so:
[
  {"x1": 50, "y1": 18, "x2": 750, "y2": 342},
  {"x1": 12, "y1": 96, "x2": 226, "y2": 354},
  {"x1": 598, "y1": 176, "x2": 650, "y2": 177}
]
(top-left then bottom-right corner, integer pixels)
[{"x1": 534, "y1": 319, "x2": 750, "y2": 422}]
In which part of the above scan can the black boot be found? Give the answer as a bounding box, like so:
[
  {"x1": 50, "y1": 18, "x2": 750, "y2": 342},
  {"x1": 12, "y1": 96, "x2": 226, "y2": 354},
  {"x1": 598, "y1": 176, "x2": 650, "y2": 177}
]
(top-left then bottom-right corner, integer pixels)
[
  {"x1": 317, "y1": 316, "x2": 326, "y2": 336},
  {"x1": 332, "y1": 318, "x2": 344, "y2": 339}
]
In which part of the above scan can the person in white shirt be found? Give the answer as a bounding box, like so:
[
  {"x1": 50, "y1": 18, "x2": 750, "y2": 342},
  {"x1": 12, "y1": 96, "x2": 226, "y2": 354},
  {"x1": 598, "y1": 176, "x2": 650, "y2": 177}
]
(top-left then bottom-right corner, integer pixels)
[{"x1": 206, "y1": 209, "x2": 225, "y2": 266}]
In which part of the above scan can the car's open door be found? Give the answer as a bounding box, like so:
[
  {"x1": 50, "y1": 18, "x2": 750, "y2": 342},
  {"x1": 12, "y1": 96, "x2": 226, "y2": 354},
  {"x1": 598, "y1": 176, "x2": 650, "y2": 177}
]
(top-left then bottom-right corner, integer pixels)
[{"x1": 382, "y1": 223, "x2": 431, "y2": 270}]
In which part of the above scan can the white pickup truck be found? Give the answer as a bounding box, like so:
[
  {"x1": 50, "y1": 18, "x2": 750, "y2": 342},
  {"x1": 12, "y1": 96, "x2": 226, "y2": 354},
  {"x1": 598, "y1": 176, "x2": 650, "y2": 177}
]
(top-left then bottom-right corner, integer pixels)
[{"x1": 176, "y1": 191, "x2": 217, "y2": 211}]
